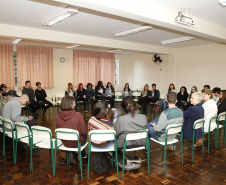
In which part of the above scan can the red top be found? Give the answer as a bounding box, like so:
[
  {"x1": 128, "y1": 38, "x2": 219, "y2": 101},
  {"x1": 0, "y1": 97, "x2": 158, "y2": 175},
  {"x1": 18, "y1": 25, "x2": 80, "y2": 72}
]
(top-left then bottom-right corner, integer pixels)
[{"x1": 56, "y1": 110, "x2": 86, "y2": 147}]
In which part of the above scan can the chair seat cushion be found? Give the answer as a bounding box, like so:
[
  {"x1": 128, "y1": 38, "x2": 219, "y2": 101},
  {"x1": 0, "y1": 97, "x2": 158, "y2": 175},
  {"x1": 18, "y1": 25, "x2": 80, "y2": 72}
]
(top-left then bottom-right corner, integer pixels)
[
  {"x1": 58, "y1": 142, "x2": 88, "y2": 152},
  {"x1": 150, "y1": 138, "x2": 179, "y2": 145},
  {"x1": 91, "y1": 142, "x2": 115, "y2": 152}
]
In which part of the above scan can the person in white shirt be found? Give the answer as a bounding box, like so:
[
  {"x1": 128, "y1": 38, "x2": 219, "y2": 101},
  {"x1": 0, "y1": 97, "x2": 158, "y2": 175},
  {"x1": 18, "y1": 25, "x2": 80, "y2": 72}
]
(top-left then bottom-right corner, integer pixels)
[{"x1": 202, "y1": 89, "x2": 218, "y2": 133}]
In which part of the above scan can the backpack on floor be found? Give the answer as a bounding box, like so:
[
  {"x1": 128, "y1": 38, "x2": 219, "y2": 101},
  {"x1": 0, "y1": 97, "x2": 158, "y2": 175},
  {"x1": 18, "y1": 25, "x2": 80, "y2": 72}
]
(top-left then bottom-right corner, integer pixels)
[
  {"x1": 117, "y1": 154, "x2": 142, "y2": 172},
  {"x1": 91, "y1": 152, "x2": 111, "y2": 173}
]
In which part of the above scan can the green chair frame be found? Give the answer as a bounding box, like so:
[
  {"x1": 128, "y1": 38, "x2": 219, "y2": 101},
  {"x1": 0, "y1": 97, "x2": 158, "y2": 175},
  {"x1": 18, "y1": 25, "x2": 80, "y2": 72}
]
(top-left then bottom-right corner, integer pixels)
[
  {"x1": 122, "y1": 130, "x2": 150, "y2": 180},
  {"x1": 215, "y1": 112, "x2": 226, "y2": 148}
]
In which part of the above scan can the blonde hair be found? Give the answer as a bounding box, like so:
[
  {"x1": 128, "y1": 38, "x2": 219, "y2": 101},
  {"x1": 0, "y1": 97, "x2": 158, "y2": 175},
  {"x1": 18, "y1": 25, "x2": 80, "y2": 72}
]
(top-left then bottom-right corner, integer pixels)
[
  {"x1": 68, "y1": 83, "x2": 74, "y2": 93},
  {"x1": 203, "y1": 89, "x2": 213, "y2": 99}
]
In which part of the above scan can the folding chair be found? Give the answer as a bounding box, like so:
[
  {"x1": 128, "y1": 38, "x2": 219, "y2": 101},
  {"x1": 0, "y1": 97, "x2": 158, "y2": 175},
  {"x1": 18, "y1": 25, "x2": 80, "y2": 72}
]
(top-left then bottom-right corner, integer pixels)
[
  {"x1": 215, "y1": 112, "x2": 226, "y2": 148},
  {"x1": 87, "y1": 130, "x2": 119, "y2": 180},
  {"x1": 150, "y1": 124, "x2": 183, "y2": 172},
  {"x1": 55, "y1": 128, "x2": 87, "y2": 179},
  {"x1": 122, "y1": 129, "x2": 150, "y2": 180}
]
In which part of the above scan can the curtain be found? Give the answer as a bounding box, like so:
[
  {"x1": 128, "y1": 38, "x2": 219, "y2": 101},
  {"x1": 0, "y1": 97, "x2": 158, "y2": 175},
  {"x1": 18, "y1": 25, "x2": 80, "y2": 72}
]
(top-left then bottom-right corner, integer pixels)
[
  {"x1": 17, "y1": 46, "x2": 54, "y2": 90},
  {"x1": 73, "y1": 50, "x2": 115, "y2": 87},
  {"x1": 0, "y1": 44, "x2": 15, "y2": 89}
]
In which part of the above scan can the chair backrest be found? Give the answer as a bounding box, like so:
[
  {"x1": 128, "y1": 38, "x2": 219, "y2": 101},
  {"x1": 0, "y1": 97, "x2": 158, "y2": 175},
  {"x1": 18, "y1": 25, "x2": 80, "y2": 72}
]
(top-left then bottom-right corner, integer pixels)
[
  {"x1": 3, "y1": 118, "x2": 14, "y2": 130},
  {"x1": 15, "y1": 122, "x2": 30, "y2": 135},
  {"x1": 166, "y1": 123, "x2": 183, "y2": 135},
  {"x1": 55, "y1": 128, "x2": 79, "y2": 141},
  {"x1": 160, "y1": 94, "x2": 165, "y2": 100},
  {"x1": 115, "y1": 92, "x2": 122, "y2": 96},
  {"x1": 31, "y1": 126, "x2": 52, "y2": 140},
  {"x1": 218, "y1": 112, "x2": 226, "y2": 121},
  {"x1": 89, "y1": 130, "x2": 116, "y2": 141},
  {"x1": 125, "y1": 129, "x2": 148, "y2": 141},
  {"x1": 193, "y1": 118, "x2": 205, "y2": 129},
  {"x1": 132, "y1": 92, "x2": 141, "y2": 97}
]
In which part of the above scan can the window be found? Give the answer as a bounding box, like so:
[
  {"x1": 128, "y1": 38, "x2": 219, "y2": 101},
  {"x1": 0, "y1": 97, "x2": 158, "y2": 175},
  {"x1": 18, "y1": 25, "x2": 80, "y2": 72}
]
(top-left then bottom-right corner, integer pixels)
[
  {"x1": 13, "y1": 51, "x2": 17, "y2": 87},
  {"x1": 115, "y1": 58, "x2": 119, "y2": 85}
]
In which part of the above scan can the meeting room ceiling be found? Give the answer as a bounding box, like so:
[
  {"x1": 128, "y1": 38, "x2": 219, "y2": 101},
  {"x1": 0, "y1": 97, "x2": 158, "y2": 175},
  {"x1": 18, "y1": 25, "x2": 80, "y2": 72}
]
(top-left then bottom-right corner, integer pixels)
[{"x1": 0, "y1": 0, "x2": 225, "y2": 50}]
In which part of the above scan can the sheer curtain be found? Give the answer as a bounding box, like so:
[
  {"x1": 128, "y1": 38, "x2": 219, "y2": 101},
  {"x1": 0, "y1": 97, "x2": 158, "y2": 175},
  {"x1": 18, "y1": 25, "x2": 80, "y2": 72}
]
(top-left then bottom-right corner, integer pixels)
[
  {"x1": 73, "y1": 50, "x2": 115, "y2": 87},
  {"x1": 0, "y1": 44, "x2": 15, "y2": 89},
  {"x1": 17, "y1": 46, "x2": 54, "y2": 90}
]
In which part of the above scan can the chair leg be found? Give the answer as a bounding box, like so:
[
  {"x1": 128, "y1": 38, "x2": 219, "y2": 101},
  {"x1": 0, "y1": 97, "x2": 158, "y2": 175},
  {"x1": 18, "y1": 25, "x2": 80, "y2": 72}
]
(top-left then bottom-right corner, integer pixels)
[
  {"x1": 181, "y1": 137, "x2": 184, "y2": 165},
  {"x1": 192, "y1": 139, "x2": 195, "y2": 163},
  {"x1": 225, "y1": 124, "x2": 226, "y2": 144},
  {"x1": 122, "y1": 150, "x2": 125, "y2": 180},
  {"x1": 164, "y1": 145, "x2": 167, "y2": 172},
  {"x1": 3, "y1": 133, "x2": 5, "y2": 156},
  {"x1": 115, "y1": 150, "x2": 119, "y2": 178},
  {"x1": 111, "y1": 152, "x2": 114, "y2": 165},
  {"x1": 173, "y1": 144, "x2": 175, "y2": 155},
  {"x1": 49, "y1": 149, "x2": 52, "y2": 162},
  {"x1": 208, "y1": 132, "x2": 210, "y2": 154},
  {"x1": 79, "y1": 151, "x2": 83, "y2": 180},
  {"x1": 147, "y1": 145, "x2": 150, "y2": 174},
  {"x1": 202, "y1": 134, "x2": 204, "y2": 156},
  {"x1": 87, "y1": 148, "x2": 91, "y2": 180},
  {"x1": 13, "y1": 139, "x2": 16, "y2": 164},
  {"x1": 15, "y1": 139, "x2": 17, "y2": 164},
  {"x1": 52, "y1": 149, "x2": 55, "y2": 177},
  {"x1": 30, "y1": 143, "x2": 33, "y2": 171}
]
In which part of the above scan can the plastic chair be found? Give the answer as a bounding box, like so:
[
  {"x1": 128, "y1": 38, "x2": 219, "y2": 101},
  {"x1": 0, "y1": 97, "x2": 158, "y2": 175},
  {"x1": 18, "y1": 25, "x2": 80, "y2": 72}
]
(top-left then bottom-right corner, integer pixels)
[
  {"x1": 55, "y1": 128, "x2": 87, "y2": 179},
  {"x1": 87, "y1": 130, "x2": 119, "y2": 180},
  {"x1": 150, "y1": 124, "x2": 183, "y2": 172},
  {"x1": 31, "y1": 126, "x2": 60, "y2": 177},
  {"x1": 115, "y1": 92, "x2": 123, "y2": 101},
  {"x1": 132, "y1": 92, "x2": 141, "y2": 102},
  {"x1": 55, "y1": 93, "x2": 65, "y2": 113},
  {"x1": 122, "y1": 129, "x2": 150, "y2": 180},
  {"x1": 215, "y1": 112, "x2": 226, "y2": 148}
]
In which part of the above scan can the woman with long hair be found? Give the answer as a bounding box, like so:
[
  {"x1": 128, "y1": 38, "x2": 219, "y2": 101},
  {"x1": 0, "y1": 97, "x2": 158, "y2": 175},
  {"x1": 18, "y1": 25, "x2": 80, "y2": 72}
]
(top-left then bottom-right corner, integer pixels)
[
  {"x1": 217, "y1": 90, "x2": 226, "y2": 115},
  {"x1": 114, "y1": 97, "x2": 147, "y2": 148},
  {"x1": 184, "y1": 86, "x2": 198, "y2": 111},
  {"x1": 122, "y1": 83, "x2": 133, "y2": 97},
  {"x1": 95, "y1": 81, "x2": 106, "y2": 101},
  {"x1": 77, "y1": 83, "x2": 87, "y2": 112},
  {"x1": 138, "y1": 84, "x2": 152, "y2": 114},
  {"x1": 86, "y1": 83, "x2": 95, "y2": 111},
  {"x1": 177, "y1": 86, "x2": 189, "y2": 110},
  {"x1": 154, "y1": 83, "x2": 177, "y2": 111},
  {"x1": 105, "y1": 82, "x2": 115, "y2": 108},
  {"x1": 65, "y1": 83, "x2": 77, "y2": 110}
]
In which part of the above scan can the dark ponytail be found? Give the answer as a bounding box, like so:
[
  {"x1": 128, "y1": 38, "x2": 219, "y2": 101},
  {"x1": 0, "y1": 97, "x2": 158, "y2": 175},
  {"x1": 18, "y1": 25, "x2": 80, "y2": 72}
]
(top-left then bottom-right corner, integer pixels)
[{"x1": 121, "y1": 97, "x2": 137, "y2": 117}]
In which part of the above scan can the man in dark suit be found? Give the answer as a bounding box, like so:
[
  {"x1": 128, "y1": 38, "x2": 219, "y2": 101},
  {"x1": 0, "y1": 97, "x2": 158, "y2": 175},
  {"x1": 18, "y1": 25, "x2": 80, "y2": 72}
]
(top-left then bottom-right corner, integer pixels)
[{"x1": 150, "y1": 83, "x2": 160, "y2": 103}]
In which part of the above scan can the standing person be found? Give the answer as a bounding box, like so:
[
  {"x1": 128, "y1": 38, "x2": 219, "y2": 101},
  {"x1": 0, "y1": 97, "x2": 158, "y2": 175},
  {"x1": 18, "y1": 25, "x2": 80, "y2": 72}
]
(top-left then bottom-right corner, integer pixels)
[
  {"x1": 95, "y1": 81, "x2": 105, "y2": 101},
  {"x1": 183, "y1": 92, "x2": 204, "y2": 147},
  {"x1": 138, "y1": 84, "x2": 152, "y2": 114},
  {"x1": 202, "y1": 89, "x2": 218, "y2": 133},
  {"x1": 150, "y1": 83, "x2": 160, "y2": 103},
  {"x1": 212, "y1": 87, "x2": 222, "y2": 105},
  {"x1": 22, "y1": 81, "x2": 40, "y2": 118},
  {"x1": 0, "y1": 84, "x2": 7, "y2": 96},
  {"x1": 154, "y1": 83, "x2": 177, "y2": 111},
  {"x1": 105, "y1": 82, "x2": 115, "y2": 109},
  {"x1": 86, "y1": 83, "x2": 95, "y2": 111},
  {"x1": 217, "y1": 90, "x2": 226, "y2": 115},
  {"x1": 177, "y1": 86, "x2": 189, "y2": 110},
  {"x1": 56, "y1": 96, "x2": 87, "y2": 164},
  {"x1": 76, "y1": 83, "x2": 87, "y2": 112},
  {"x1": 2, "y1": 94, "x2": 39, "y2": 129},
  {"x1": 35, "y1": 82, "x2": 53, "y2": 114},
  {"x1": 122, "y1": 83, "x2": 133, "y2": 97},
  {"x1": 65, "y1": 83, "x2": 77, "y2": 110},
  {"x1": 114, "y1": 97, "x2": 147, "y2": 149}
]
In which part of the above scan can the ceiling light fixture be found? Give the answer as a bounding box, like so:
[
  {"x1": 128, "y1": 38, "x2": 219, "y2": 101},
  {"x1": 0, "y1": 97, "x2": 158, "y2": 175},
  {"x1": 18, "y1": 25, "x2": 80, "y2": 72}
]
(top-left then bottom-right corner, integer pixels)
[
  {"x1": 43, "y1": 7, "x2": 78, "y2": 26},
  {"x1": 161, "y1": 36, "x2": 193, "y2": 45},
  {"x1": 12, "y1": 39, "x2": 22, "y2": 44},
  {"x1": 66, "y1": 45, "x2": 80, "y2": 48},
  {"x1": 219, "y1": 0, "x2": 226, "y2": 6},
  {"x1": 115, "y1": 25, "x2": 152, "y2": 37},
  {"x1": 175, "y1": 10, "x2": 195, "y2": 26}
]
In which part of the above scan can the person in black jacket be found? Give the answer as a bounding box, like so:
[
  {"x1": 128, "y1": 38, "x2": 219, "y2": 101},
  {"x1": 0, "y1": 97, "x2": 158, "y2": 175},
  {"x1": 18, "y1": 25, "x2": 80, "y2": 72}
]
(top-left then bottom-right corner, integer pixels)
[
  {"x1": 138, "y1": 84, "x2": 152, "y2": 115},
  {"x1": 95, "y1": 81, "x2": 105, "y2": 101},
  {"x1": 77, "y1": 83, "x2": 87, "y2": 112},
  {"x1": 0, "y1": 84, "x2": 7, "y2": 96},
  {"x1": 86, "y1": 83, "x2": 95, "y2": 111},
  {"x1": 177, "y1": 86, "x2": 189, "y2": 110},
  {"x1": 218, "y1": 90, "x2": 226, "y2": 115},
  {"x1": 22, "y1": 81, "x2": 40, "y2": 117},
  {"x1": 35, "y1": 82, "x2": 53, "y2": 114},
  {"x1": 150, "y1": 83, "x2": 160, "y2": 103}
]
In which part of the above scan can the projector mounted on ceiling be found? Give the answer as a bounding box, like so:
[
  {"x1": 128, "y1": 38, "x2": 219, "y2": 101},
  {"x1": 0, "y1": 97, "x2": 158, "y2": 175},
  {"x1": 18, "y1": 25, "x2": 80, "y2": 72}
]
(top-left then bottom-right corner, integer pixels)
[
  {"x1": 175, "y1": 12, "x2": 195, "y2": 26},
  {"x1": 219, "y1": 0, "x2": 226, "y2": 6}
]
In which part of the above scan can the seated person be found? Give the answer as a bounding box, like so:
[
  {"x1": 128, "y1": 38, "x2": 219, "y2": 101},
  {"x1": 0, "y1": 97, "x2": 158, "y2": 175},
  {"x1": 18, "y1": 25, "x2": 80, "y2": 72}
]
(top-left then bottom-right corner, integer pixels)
[
  {"x1": 86, "y1": 83, "x2": 95, "y2": 111},
  {"x1": 177, "y1": 86, "x2": 189, "y2": 110},
  {"x1": 0, "y1": 87, "x2": 9, "y2": 116},
  {"x1": 56, "y1": 96, "x2": 87, "y2": 163},
  {"x1": 65, "y1": 83, "x2": 77, "y2": 110},
  {"x1": 183, "y1": 92, "x2": 204, "y2": 147},
  {"x1": 0, "y1": 84, "x2": 7, "y2": 96},
  {"x1": 114, "y1": 97, "x2": 147, "y2": 149},
  {"x1": 212, "y1": 87, "x2": 222, "y2": 105},
  {"x1": 148, "y1": 92, "x2": 183, "y2": 150},
  {"x1": 150, "y1": 83, "x2": 160, "y2": 103},
  {"x1": 184, "y1": 86, "x2": 197, "y2": 111},
  {"x1": 154, "y1": 83, "x2": 177, "y2": 111},
  {"x1": 217, "y1": 90, "x2": 226, "y2": 115},
  {"x1": 88, "y1": 101, "x2": 114, "y2": 148},
  {"x1": 105, "y1": 82, "x2": 115, "y2": 109},
  {"x1": 76, "y1": 83, "x2": 87, "y2": 112},
  {"x1": 22, "y1": 81, "x2": 40, "y2": 117},
  {"x1": 2, "y1": 94, "x2": 38, "y2": 129},
  {"x1": 202, "y1": 89, "x2": 218, "y2": 133},
  {"x1": 35, "y1": 82, "x2": 53, "y2": 114},
  {"x1": 95, "y1": 81, "x2": 105, "y2": 101},
  {"x1": 138, "y1": 84, "x2": 152, "y2": 115},
  {"x1": 122, "y1": 83, "x2": 133, "y2": 97},
  {"x1": 204, "y1": 85, "x2": 210, "y2": 89}
]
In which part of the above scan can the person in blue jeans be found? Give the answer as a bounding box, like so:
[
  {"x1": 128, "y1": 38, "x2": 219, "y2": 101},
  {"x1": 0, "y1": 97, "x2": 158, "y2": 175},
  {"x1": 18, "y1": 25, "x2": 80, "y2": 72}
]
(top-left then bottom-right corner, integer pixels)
[
  {"x1": 148, "y1": 92, "x2": 183, "y2": 150},
  {"x1": 154, "y1": 83, "x2": 177, "y2": 111}
]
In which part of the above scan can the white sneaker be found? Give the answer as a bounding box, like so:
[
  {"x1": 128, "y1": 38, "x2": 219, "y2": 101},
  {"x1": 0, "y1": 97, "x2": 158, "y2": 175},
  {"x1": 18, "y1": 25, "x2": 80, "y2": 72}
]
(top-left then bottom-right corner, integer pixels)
[
  {"x1": 111, "y1": 108, "x2": 117, "y2": 111},
  {"x1": 84, "y1": 110, "x2": 88, "y2": 113}
]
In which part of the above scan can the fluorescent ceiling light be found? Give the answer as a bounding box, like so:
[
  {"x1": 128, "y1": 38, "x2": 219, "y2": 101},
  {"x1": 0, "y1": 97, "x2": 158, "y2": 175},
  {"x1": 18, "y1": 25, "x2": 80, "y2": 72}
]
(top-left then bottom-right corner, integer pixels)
[
  {"x1": 108, "y1": 49, "x2": 122, "y2": 53},
  {"x1": 66, "y1": 45, "x2": 79, "y2": 48},
  {"x1": 219, "y1": 0, "x2": 226, "y2": 6},
  {"x1": 43, "y1": 7, "x2": 78, "y2": 26},
  {"x1": 12, "y1": 39, "x2": 22, "y2": 44},
  {"x1": 161, "y1": 37, "x2": 193, "y2": 45},
  {"x1": 115, "y1": 25, "x2": 152, "y2": 37}
]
